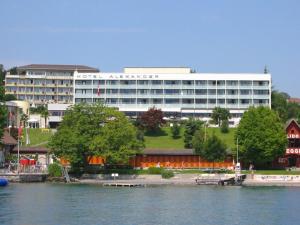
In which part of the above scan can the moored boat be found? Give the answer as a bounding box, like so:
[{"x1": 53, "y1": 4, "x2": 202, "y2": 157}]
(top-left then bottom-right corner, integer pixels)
[{"x1": 0, "y1": 178, "x2": 8, "y2": 186}]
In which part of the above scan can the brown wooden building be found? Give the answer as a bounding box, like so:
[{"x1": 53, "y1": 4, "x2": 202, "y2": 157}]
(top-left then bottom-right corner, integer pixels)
[{"x1": 129, "y1": 149, "x2": 233, "y2": 169}]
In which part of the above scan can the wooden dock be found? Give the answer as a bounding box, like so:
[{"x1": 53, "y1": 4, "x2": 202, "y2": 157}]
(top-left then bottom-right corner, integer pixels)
[
  {"x1": 103, "y1": 183, "x2": 145, "y2": 187},
  {"x1": 195, "y1": 175, "x2": 246, "y2": 186}
]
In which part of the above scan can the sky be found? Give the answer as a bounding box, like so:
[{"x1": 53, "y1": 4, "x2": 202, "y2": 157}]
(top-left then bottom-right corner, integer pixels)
[{"x1": 0, "y1": 0, "x2": 299, "y2": 96}]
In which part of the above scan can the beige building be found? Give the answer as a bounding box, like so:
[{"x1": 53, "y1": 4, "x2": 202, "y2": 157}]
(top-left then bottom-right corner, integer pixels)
[{"x1": 5, "y1": 64, "x2": 99, "y2": 106}]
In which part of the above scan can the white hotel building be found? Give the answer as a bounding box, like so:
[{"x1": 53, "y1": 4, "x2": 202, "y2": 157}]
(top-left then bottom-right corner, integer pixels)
[{"x1": 74, "y1": 67, "x2": 271, "y2": 125}]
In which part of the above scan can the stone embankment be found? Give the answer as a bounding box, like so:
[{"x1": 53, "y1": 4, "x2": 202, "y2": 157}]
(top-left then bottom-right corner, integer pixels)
[
  {"x1": 243, "y1": 174, "x2": 300, "y2": 186},
  {"x1": 79, "y1": 174, "x2": 200, "y2": 186}
]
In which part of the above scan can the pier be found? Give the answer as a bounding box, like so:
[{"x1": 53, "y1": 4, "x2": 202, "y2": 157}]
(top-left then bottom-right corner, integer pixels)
[{"x1": 103, "y1": 183, "x2": 145, "y2": 187}]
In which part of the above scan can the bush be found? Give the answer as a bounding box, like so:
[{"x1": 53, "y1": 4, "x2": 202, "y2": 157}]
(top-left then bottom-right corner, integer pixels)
[
  {"x1": 48, "y1": 163, "x2": 62, "y2": 177},
  {"x1": 161, "y1": 170, "x2": 174, "y2": 179},
  {"x1": 220, "y1": 119, "x2": 229, "y2": 133},
  {"x1": 171, "y1": 122, "x2": 181, "y2": 139},
  {"x1": 148, "y1": 167, "x2": 163, "y2": 174}
]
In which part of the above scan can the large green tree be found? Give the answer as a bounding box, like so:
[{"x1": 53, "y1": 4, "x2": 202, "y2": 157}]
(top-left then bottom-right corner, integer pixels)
[
  {"x1": 211, "y1": 107, "x2": 231, "y2": 127},
  {"x1": 236, "y1": 106, "x2": 287, "y2": 168},
  {"x1": 184, "y1": 118, "x2": 203, "y2": 148},
  {"x1": 271, "y1": 90, "x2": 289, "y2": 122},
  {"x1": 194, "y1": 132, "x2": 227, "y2": 168},
  {"x1": 48, "y1": 103, "x2": 143, "y2": 170}
]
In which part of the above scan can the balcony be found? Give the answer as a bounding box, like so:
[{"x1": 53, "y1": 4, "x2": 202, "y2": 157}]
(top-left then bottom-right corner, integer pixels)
[
  {"x1": 253, "y1": 95, "x2": 269, "y2": 99},
  {"x1": 194, "y1": 104, "x2": 208, "y2": 109},
  {"x1": 226, "y1": 104, "x2": 239, "y2": 109},
  {"x1": 181, "y1": 85, "x2": 194, "y2": 89},
  {"x1": 253, "y1": 86, "x2": 269, "y2": 90},
  {"x1": 163, "y1": 85, "x2": 181, "y2": 89}
]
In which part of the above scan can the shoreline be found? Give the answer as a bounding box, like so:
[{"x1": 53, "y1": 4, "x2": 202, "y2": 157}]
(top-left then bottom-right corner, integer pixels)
[{"x1": 3, "y1": 173, "x2": 300, "y2": 187}]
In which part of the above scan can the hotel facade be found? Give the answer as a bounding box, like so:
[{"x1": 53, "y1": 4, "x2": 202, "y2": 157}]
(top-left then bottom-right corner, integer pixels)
[
  {"x1": 5, "y1": 64, "x2": 99, "y2": 105},
  {"x1": 74, "y1": 67, "x2": 271, "y2": 125},
  {"x1": 5, "y1": 65, "x2": 271, "y2": 126}
]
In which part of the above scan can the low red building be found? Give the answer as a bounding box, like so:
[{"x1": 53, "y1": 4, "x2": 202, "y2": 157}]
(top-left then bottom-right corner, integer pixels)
[
  {"x1": 129, "y1": 149, "x2": 233, "y2": 169},
  {"x1": 275, "y1": 119, "x2": 300, "y2": 168}
]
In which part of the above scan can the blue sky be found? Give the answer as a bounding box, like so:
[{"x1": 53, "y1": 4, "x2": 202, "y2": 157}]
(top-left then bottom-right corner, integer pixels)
[{"x1": 1, "y1": 0, "x2": 299, "y2": 96}]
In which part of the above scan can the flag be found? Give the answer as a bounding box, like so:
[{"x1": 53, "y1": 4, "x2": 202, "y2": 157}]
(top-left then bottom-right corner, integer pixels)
[
  {"x1": 18, "y1": 126, "x2": 23, "y2": 138},
  {"x1": 97, "y1": 83, "x2": 100, "y2": 96}
]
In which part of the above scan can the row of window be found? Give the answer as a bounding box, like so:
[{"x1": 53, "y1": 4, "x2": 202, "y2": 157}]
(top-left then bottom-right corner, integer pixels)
[
  {"x1": 75, "y1": 80, "x2": 269, "y2": 86},
  {"x1": 75, "y1": 98, "x2": 269, "y2": 105},
  {"x1": 6, "y1": 79, "x2": 73, "y2": 85},
  {"x1": 74, "y1": 89, "x2": 269, "y2": 95},
  {"x1": 123, "y1": 111, "x2": 244, "y2": 118}
]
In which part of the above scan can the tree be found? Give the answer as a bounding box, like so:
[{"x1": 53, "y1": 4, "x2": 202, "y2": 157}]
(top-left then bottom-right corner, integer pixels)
[
  {"x1": 139, "y1": 107, "x2": 165, "y2": 132},
  {"x1": 271, "y1": 90, "x2": 288, "y2": 122},
  {"x1": 192, "y1": 129, "x2": 205, "y2": 154},
  {"x1": 48, "y1": 103, "x2": 143, "y2": 170},
  {"x1": 9, "y1": 67, "x2": 18, "y2": 75},
  {"x1": 220, "y1": 119, "x2": 229, "y2": 133},
  {"x1": 0, "y1": 64, "x2": 5, "y2": 86},
  {"x1": 0, "y1": 86, "x2": 7, "y2": 138},
  {"x1": 170, "y1": 122, "x2": 181, "y2": 139},
  {"x1": 236, "y1": 106, "x2": 287, "y2": 168},
  {"x1": 4, "y1": 94, "x2": 17, "y2": 101},
  {"x1": 40, "y1": 106, "x2": 49, "y2": 128},
  {"x1": 184, "y1": 118, "x2": 203, "y2": 148},
  {"x1": 287, "y1": 102, "x2": 300, "y2": 120},
  {"x1": 20, "y1": 113, "x2": 28, "y2": 127},
  {"x1": 195, "y1": 133, "x2": 227, "y2": 169},
  {"x1": 211, "y1": 107, "x2": 231, "y2": 126}
]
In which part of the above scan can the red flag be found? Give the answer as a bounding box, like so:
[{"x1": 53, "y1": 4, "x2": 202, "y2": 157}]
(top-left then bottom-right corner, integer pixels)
[
  {"x1": 18, "y1": 126, "x2": 23, "y2": 137},
  {"x1": 97, "y1": 84, "x2": 100, "y2": 96}
]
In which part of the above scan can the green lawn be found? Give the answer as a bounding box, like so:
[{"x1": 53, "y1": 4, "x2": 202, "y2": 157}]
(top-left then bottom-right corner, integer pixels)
[
  {"x1": 22, "y1": 128, "x2": 53, "y2": 147},
  {"x1": 144, "y1": 126, "x2": 237, "y2": 150},
  {"x1": 21, "y1": 126, "x2": 237, "y2": 150},
  {"x1": 144, "y1": 127, "x2": 185, "y2": 149}
]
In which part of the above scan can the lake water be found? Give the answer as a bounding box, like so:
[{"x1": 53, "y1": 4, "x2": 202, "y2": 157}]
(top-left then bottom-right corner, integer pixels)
[{"x1": 0, "y1": 183, "x2": 299, "y2": 225}]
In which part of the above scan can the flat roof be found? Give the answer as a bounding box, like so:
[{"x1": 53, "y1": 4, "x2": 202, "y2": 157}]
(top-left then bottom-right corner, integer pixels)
[
  {"x1": 141, "y1": 148, "x2": 195, "y2": 155},
  {"x1": 17, "y1": 64, "x2": 99, "y2": 72}
]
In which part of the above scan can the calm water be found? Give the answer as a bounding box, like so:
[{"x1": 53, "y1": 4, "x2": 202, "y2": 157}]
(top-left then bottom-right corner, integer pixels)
[{"x1": 0, "y1": 183, "x2": 299, "y2": 225}]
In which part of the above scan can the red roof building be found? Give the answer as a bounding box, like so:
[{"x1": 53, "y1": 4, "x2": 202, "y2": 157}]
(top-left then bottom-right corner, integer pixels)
[{"x1": 274, "y1": 119, "x2": 300, "y2": 168}]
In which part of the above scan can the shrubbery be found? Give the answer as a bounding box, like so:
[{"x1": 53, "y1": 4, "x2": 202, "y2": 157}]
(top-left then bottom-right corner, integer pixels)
[
  {"x1": 148, "y1": 167, "x2": 164, "y2": 174},
  {"x1": 161, "y1": 170, "x2": 174, "y2": 179},
  {"x1": 148, "y1": 167, "x2": 174, "y2": 179},
  {"x1": 48, "y1": 163, "x2": 62, "y2": 177}
]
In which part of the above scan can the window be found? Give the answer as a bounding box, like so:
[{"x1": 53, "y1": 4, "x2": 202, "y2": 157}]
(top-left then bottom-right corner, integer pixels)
[
  {"x1": 165, "y1": 99, "x2": 180, "y2": 104},
  {"x1": 182, "y1": 80, "x2": 194, "y2": 85},
  {"x1": 195, "y1": 89, "x2": 207, "y2": 95},
  {"x1": 165, "y1": 89, "x2": 180, "y2": 95},
  {"x1": 165, "y1": 80, "x2": 180, "y2": 85},
  {"x1": 138, "y1": 80, "x2": 149, "y2": 85},
  {"x1": 152, "y1": 80, "x2": 163, "y2": 85}
]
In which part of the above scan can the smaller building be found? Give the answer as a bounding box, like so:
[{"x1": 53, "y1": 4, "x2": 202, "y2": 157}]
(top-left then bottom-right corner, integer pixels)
[
  {"x1": 0, "y1": 130, "x2": 17, "y2": 167},
  {"x1": 288, "y1": 98, "x2": 300, "y2": 104},
  {"x1": 275, "y1": 119, "x2": 300, "y2": 168},
  {"x1": 48, "y1": 103, "x2": 72, "y2": 128}
]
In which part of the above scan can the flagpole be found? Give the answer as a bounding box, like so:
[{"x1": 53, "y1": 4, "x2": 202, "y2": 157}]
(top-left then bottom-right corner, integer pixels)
[{"x1": 17, "y1": 134, "x2": 20, "y2": 174}]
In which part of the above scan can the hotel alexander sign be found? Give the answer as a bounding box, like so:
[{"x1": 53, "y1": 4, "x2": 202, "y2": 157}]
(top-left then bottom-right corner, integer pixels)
[{"x1": 75, "y1": 73, "x2": 160, "y2": 80}]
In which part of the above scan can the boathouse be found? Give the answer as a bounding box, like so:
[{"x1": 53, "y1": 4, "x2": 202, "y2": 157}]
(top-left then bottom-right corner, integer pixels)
[
  {"x1": 275, "y1": 119, "x2": 300, "y2": 168},
  {"x1": 129, "y1": 149, "x2": 233, "y2": 169}
]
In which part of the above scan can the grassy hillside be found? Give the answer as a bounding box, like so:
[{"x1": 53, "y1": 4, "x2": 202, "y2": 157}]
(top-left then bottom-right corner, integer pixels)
[
  {"x1": 144, "y1": 126, "x2": 236, "y2": 151},
  {"x1": 22, "y1": 128, "x2": 53, "y2": 147},
  {"x1": 21, "y1": 126, "x2": 237, "y2": 151}
]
